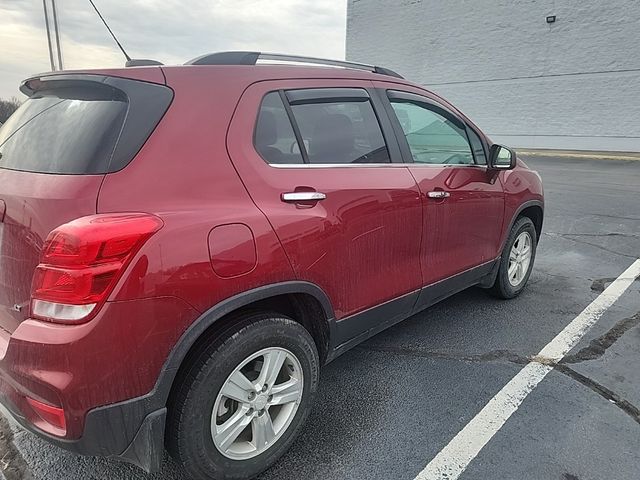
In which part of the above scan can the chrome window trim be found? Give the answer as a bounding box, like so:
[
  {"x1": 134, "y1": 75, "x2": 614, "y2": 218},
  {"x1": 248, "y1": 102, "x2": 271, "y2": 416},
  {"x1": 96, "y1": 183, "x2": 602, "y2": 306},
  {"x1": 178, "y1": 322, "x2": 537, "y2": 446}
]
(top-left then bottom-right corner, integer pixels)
[
  {"x1": 404, "y1": 163, "x2": 488, "y2": 170},
  {"x1": 269, "y1": 163, "x2": 406, "y2": 169},
  {"x1": 268, "y1": 163, "x2": 488, "y2": 169}
]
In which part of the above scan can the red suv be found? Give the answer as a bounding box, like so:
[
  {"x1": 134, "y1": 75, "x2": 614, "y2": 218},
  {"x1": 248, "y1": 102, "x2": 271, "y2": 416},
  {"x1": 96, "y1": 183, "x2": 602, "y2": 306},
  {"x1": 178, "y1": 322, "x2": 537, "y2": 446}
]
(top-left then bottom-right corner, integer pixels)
[{"x1": 0, "y1": 52, "x2": 543, "y2": 479}]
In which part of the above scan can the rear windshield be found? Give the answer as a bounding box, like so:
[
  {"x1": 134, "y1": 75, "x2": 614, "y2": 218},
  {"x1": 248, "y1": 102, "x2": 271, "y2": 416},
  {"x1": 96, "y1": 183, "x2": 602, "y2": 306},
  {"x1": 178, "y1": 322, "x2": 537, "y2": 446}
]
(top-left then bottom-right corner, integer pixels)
[{"x1": 0, "y1": 86, "x2": 128, "y2": 174}]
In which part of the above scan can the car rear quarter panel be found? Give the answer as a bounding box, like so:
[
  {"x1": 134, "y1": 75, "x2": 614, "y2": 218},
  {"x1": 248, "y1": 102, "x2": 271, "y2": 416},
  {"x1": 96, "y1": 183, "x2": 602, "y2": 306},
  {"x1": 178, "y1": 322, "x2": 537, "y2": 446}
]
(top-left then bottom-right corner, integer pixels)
[
  {"x1": 99, "y1": 68, "x2": 295, "y2": 309},
  {"x1": 90, "y1": 69, "x2": 296, "y2": 406}
]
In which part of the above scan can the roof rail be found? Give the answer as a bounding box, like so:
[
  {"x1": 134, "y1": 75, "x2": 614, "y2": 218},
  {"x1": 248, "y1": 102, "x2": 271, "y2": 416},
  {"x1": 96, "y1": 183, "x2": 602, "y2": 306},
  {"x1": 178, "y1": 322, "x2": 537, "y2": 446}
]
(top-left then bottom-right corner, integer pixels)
[{"x1": 184, "y1": 51, "x2": 404, "y2": 79}]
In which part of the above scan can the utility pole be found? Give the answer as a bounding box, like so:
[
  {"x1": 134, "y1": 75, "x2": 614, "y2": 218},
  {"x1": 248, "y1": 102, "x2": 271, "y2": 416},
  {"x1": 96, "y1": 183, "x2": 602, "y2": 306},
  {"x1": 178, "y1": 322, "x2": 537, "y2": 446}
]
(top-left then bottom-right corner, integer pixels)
[
  {"x1": 42, "y1": 0, "x2": 63, "y2": 71},
  {"x1": 42, "y1": 0, "x2": 56, "y2": 71},
  {"x1": 51, "y1": 0, "x2": 64, "y2": 70}
]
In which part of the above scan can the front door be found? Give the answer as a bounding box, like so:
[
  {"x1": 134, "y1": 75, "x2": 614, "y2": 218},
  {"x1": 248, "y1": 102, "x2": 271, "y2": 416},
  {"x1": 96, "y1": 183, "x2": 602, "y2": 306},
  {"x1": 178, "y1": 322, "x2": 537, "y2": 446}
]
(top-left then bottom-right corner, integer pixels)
[
  {"x1": 227, "y1": 79, "x2": 423, "y2": 329},
  {"x1": 375, "y1": 83, "x2": 505, "y2": 288}
]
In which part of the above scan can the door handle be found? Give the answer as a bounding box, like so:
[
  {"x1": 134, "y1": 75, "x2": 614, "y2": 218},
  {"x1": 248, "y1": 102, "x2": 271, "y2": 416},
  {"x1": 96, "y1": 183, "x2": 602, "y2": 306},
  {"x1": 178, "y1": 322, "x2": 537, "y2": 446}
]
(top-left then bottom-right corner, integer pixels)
[
  {"x1": 427, "y1": 191, "x2": 450, "y2": 199},
  {"x1": 281, "y1": 192, "x2": 327, "y2": 202}
]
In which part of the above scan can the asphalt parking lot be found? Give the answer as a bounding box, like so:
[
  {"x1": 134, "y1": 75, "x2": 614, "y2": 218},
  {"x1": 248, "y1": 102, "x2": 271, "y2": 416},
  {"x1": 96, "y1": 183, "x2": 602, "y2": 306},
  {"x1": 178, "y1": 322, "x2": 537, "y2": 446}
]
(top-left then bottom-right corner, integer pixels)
[{"x1": 1, "y1": 153, "x2": 639, "y2": 480}]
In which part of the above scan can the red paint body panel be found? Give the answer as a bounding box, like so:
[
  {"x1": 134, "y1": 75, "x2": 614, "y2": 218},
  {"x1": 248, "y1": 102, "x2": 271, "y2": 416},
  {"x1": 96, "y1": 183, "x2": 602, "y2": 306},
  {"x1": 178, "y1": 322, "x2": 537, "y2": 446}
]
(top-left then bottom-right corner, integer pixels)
[
  {"x1": 372, "y1": 80, "x2": 538, "y2": 283},
  {"x1": 98, "y1": 68, "x2": 295, "y2": 313},
  {"x1": 500, "y1": 161, "x2": 545, "y2": 246},
  {"x1": 0, "y1": 296, "x2": 198, "y2": 438},
  {"x1": 0, "y1": 169, "x2": 102, "y2": 334},
  {"x1": 0, "y1": 64, "x2": 543, "y2": 447},
  {"x1": 408, "y1": 165, "x2": 505, "y2": 284},
  {"x1": 227, "y1": 79, "x2": 423, "y2": 318}
]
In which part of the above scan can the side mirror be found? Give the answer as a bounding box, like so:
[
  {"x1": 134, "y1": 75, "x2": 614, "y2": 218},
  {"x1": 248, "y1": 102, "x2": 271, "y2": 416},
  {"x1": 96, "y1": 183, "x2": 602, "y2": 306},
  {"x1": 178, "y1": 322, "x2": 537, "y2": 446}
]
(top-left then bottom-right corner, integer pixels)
[{"x1": 488, "y1": 144, "x2": 517, "y2": 170}]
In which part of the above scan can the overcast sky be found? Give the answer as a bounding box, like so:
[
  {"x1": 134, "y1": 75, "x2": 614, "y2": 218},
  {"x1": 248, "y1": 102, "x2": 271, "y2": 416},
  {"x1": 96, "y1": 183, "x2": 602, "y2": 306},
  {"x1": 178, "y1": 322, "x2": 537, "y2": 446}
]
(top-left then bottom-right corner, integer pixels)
[{"x1": 0, "y1": 0, "x2": 347, "y2": 99}]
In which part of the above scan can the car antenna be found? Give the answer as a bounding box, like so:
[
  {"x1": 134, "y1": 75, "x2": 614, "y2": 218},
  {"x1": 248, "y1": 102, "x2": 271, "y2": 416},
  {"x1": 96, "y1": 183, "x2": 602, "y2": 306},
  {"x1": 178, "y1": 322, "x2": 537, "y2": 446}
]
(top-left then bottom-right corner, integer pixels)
[{"x1": 86, "y1": 0, "x2": 163, "y2": 67}]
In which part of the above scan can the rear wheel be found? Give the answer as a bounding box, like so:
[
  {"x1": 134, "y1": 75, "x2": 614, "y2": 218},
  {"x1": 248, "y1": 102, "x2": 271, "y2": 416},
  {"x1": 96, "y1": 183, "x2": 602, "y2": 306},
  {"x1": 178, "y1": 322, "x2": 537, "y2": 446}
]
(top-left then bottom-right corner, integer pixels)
[
  {"x1": 490, "y1": 216, "x2": 537, "y2": 299},
  {"x1": 167, "y1": 313, "x2": 319, "y2": 480}
]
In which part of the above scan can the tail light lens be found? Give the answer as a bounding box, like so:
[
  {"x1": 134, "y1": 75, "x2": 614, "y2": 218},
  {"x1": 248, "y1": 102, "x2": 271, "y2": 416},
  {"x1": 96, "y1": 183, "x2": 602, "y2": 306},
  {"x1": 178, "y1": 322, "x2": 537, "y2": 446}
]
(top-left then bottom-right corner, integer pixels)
[
  {"x1": 26, "y1": 397, "x2": 67, "y2": 435},
  {"x1": 30, "y1": 213, "x2": 163, "y2": 324}
]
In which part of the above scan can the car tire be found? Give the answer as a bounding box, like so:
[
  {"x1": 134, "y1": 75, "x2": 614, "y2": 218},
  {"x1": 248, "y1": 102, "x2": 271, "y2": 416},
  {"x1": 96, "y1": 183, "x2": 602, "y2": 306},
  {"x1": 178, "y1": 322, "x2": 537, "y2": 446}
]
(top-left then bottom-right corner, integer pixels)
[
  {"x1": 166, "y1": 313, "x2": 319, "y2": 480},
  {"x1": 490, "y1": 216, "x2": 537, "y2": 299}
]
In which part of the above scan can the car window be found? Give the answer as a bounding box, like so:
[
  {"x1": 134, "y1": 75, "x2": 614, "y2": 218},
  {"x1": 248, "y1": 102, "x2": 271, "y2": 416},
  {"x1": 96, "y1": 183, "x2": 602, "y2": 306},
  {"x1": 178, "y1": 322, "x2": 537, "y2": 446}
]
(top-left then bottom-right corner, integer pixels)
[
  {"x1": 0, "y1": 88, "x2": 127, "y2": 174},
  {"x1": 467, "y1": 127, "x2": 487, "y2": 165},
  {"x1": 289, "y1": 98, "x2": 390, "y2": 164},
  {"x1": 0, "y1": 81, "x2": 171, "y2": 175},
  {"x1": 255, "y1": 92, "x2": 304, "y2": 165},
  {"x1": 389, "y1": 99, "x2": 474, "y2": 165}
]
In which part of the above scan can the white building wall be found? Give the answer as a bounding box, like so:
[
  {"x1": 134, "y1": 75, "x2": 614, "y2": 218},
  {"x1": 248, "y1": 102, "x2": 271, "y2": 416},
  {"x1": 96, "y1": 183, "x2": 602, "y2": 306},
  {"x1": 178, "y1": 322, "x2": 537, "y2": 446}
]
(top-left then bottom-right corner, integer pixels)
[{"x1": 346, "y1": 0, "x2": 640, "y2": 151}]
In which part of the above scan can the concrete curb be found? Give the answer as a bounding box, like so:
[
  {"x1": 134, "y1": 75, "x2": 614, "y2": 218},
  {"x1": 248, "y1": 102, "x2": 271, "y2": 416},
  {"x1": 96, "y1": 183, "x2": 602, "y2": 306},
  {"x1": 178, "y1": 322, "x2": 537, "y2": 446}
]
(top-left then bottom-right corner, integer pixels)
[{"x1": 516, "y1": 148, "x2": 640, "y2": 161}]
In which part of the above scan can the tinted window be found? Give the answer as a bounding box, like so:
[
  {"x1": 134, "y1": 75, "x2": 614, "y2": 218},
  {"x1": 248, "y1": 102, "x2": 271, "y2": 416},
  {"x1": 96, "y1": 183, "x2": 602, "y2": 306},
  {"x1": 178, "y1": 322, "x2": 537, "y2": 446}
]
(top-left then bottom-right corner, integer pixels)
[
  {"x1": 290, "y1": 97, "x2": 390, "y2": 164},
  {"x1": 390, "y1": 100, "x2": 473, "y2": 165},
  {"x1": 467, "y1": 127, "x2": 487, "y2": 164},
  {"x1": 255, "y1": 92, "x2": 303, "y2": 165},
  {"x1": 0, "y1": 87, "x2": 127, "y2": 174}
]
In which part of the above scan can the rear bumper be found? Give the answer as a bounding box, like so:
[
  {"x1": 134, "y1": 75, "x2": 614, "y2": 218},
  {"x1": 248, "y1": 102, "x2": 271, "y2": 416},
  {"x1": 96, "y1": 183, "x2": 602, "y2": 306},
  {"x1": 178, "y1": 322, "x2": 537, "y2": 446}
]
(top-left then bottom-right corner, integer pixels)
[
  {"x1": 0, "y1": 374, "x2": 166, "y2": 472},
  {"x1": 0, "y1": 296, "x2": 199, "y2": 473}
]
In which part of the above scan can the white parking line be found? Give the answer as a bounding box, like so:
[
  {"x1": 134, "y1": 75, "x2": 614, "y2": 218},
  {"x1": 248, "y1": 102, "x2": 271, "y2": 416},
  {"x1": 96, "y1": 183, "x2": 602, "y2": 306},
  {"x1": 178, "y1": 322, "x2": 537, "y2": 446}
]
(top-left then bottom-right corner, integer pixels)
[{"x1": 415, "y1": 258, "x2": 640, "y2": 480}]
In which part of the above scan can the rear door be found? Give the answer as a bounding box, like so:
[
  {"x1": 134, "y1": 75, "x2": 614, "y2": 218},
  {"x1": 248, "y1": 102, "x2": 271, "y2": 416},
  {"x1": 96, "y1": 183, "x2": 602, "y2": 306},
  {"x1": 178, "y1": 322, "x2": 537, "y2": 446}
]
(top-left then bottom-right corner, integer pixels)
[
  {"x1": 0, "y1": 73, "x2": 171, "y2": 334},
  {"x1": 227, "y1": 79, "x2": 423, "y2": 332},
  {"x1": 374, "y1": 82, "x2": 505, "y2": 290}
]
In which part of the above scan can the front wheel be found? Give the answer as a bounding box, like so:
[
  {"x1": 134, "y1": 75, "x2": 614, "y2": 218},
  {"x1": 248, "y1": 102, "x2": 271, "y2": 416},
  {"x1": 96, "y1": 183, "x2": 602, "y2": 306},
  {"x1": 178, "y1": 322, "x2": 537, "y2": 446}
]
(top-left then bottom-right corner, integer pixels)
[
  {"x1": 167, "y1": 313, "x2": 319, "y2": 480},
  {"x1": 490, "y1": 216, "x2": 537, "y2": 299}
]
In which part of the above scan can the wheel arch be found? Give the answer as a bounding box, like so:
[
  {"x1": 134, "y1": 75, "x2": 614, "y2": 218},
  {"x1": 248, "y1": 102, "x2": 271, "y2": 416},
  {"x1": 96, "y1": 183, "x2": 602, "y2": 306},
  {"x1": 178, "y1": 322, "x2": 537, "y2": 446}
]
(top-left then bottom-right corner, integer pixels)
[
  {"x1": 501, "y1": 200, "x2": 544, "y2": 251},
  {"x1": 155, "y1": 281, "x2": 335, "y2": 409},
  {"x1": 517, "y1": 203, "x2": 544, "y2": 241}
]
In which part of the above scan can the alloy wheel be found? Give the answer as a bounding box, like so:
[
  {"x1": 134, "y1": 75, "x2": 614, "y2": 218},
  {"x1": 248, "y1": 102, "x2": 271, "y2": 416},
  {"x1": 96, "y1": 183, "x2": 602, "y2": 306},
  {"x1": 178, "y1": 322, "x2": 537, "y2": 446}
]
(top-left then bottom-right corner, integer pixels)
[
  {"x1": 508, "y1": 231, "x2": 533, "y2": 286},
  {"x1": 211, "y1": 347, "x2": 304, "y2": 460}
]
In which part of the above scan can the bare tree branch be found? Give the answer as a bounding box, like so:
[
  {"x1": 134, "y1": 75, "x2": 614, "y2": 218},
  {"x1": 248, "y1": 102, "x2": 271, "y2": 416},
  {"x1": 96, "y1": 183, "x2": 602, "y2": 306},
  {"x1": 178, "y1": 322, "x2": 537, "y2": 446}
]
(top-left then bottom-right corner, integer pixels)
[{"x1": 0, "y1": 97, "x2": 22, "y2": 124}]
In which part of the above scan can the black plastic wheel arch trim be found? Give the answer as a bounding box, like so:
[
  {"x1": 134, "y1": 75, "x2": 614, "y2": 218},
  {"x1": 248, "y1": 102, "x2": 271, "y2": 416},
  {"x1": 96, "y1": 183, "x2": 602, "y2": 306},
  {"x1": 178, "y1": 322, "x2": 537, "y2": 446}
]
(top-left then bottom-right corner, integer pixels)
[{"x1": 501, "y1": 200, "x2": 544, "y2": 252}]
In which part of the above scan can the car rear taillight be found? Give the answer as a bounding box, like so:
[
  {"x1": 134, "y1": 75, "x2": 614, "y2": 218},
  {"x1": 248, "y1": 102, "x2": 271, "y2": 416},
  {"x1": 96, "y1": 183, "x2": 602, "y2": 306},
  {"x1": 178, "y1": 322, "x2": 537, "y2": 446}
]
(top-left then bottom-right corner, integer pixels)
[
  {"x1": 26, "y1": 397, "x2": 67, "y2": 435},
  {"x1": 30, "y1": 213, "x2": 163, "y2": 324}
]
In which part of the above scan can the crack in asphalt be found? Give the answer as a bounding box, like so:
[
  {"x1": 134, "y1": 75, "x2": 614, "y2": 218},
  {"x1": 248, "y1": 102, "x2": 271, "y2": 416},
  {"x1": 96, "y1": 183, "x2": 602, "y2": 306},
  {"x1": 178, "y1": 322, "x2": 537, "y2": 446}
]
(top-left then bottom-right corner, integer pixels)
[
  {"x1": 359, "y1": 345, "x2": 528, "y2": 365},
  {"x1": 563, "y1": 474, "x2": 580, "y2": 480},
  {"x1": 362, "y1": 343, "x2": 640, "y2": 429},
  {"x1": 554, "y1": 364, "x2": 640, "y2": 426},
  {"x1": 591, "y1": 277, "x2": 618, "y2": 293},
  {"x1": 539, "y1": 272, "x2": 575, "y2": 280},
  {"x1": 581, "y1": 212, "x2": 640, "y2": 222},
  {"x1": 361, "y1": 311, "x2": 640, "y2": 428},
  {"x1": 551, "y1": 210, "x2": 640, "y2": 222},
  {"x1": 532, "y1": 271, "x2": 597, "y2": 285},
  {"x1": 591, "y1": 276, "x2": 640, "y2": 293},
  {"x1": 548, "y1": 231, "x2": 640, "y2": 240},
  {"x1": 543, "y1": 232, "x2": 638, "y2": 259},
  {"x1": 562, "y1": 312, "x2": 640, "y2": 364}
]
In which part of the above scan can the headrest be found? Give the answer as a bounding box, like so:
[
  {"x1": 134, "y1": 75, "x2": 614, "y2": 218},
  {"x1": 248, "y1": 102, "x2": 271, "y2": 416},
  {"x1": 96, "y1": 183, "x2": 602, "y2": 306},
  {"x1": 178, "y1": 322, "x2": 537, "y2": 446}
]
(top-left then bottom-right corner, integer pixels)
[
  {"x1": 256, "y1": 110, "x2": 278, "y2": 146},
  {"x1": 309, "y1": 113, "x2": 355, "y2": 163}
]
